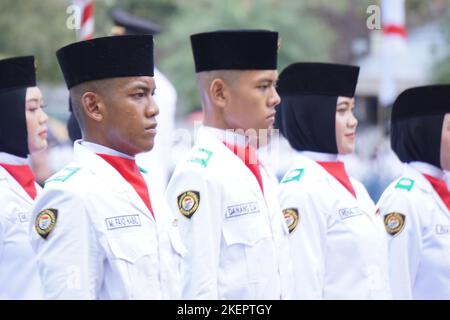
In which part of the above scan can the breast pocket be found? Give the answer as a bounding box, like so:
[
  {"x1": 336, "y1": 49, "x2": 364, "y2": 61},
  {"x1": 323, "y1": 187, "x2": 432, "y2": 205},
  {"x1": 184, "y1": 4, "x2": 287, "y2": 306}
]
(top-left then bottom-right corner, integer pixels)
[
  {"x1": 222, "y1": 214, "x2": 274, "y2": 284},
  {"x1": 104, "y1": 232, "x2": 158, "y2": 298}
]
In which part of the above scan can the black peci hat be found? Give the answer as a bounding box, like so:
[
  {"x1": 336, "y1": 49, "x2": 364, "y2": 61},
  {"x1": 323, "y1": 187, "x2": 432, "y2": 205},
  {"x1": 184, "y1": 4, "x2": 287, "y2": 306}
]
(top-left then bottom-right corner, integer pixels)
[
  {"x1": 391, "y1": 85, "x2": 450, "y2": 168},
  {"x1": 277, "y1": 62, "x2": 360, "y2": 98},
  {"x1": 0, "y1": 56, "x2": 36, "y2": 92},
  {"x1": 392, "y1": 85, "x2": 450, "y2": 122},
  {"x1": 190, "y1": 30, "x2": 279, "y2": 73},
  {"x1": 56, "y1": 35, "x2": 154, "y2": 89}
]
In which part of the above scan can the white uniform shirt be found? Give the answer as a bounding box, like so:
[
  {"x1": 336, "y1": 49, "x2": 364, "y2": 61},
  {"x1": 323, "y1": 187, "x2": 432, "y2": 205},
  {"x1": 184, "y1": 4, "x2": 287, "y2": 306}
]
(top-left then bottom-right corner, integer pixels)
[
  {"x1": 377, "y1": 161, "x2": 450, "y2": 299},
  {"x1": 279, "y1": 151, "x2": 391, "y2": 299},
  {"x1": 30, "y1": 141, "x2": 186, "y2": 299},
  {"x1": 165, "y1": 126, "x2": 294, "y2": 299},
  {"x1": 0, "y1": 152, "x2": 43, "y2": 299}
]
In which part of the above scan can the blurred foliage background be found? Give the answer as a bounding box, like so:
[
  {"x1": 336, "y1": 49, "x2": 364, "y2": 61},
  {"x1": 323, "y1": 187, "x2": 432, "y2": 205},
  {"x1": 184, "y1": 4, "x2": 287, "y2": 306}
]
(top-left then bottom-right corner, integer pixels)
[{"x1": 1, "y1": 0, "x2": 449, "y2": 114}]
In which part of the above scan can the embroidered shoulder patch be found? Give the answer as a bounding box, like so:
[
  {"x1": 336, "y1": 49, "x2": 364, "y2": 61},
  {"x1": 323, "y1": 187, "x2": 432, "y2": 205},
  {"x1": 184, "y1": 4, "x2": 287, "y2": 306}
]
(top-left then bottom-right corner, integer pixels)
[
  {"x1": 281, "y1": 168, "x2": 304, "y2": 184},
  {"x1": 35, "y1": 209, "x2": 58, "y2": 239},
  {"x1": 384, "y1": 212, "x2": 406, "y2": 236},
  {"x1": 177, "y1": 191, "x2": 200, "y2": 219},
  {"x1": 188, "y1": 148, "x2": 213, "y2": 168},
  {"x1": 45, "y1": 167, "x2": 80, "y2": 184},
  {"x1": 138, "y1": 166, "x2": 148, "y2": 174},
  {"x1": 395, "y1": 178, "x2": 414, "y2": 191},
  {"x1": 283, "y1": 208, "x2": 299, "y2": 233}
]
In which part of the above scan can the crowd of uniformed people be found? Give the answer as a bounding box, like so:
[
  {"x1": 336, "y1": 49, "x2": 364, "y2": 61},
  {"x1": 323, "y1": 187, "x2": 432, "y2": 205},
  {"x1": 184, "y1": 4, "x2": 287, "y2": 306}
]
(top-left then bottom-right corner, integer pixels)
[{"x1": 1, "y1": 12, "x2": 450, "y2": 300}]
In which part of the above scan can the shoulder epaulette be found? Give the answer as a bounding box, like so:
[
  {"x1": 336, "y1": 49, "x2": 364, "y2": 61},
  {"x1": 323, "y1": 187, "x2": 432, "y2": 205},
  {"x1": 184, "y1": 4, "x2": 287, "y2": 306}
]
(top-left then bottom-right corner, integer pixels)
[
  {"x1": 45, "y1": 167, "x2": 81, "y2": 184},
  {"x1": 395, "y1": 177, "x2": 415, "y2": 191},
  {"x1": 188, "y1": 148, "x2": 213, "y2": 168},
  {"x1": 281, "y1": 168, "x2": 304, "y2": 184}
]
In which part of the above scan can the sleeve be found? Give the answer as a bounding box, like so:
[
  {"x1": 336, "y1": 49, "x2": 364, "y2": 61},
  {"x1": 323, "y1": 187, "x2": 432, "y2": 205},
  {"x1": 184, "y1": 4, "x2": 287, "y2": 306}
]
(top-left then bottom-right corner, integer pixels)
[
  {"x1": 279, "y1": 183, "x2": 328, "y2": 299},
  {"x1": 376, "y1": 189, "x2": 423, "y2": 299},
  {"x1": 0, "y1": 216, "x2": 4, "y2": 262},
  {"x1": 30, "y1": 184, "x2": 102, "y2": 299},
  {"x1": 165, "y1": 167, "x2": 223, "y2": 299}
]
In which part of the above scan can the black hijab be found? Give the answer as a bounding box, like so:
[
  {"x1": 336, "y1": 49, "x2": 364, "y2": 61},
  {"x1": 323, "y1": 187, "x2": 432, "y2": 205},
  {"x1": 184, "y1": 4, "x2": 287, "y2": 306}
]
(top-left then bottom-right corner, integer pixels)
[
  {"x1": 391, "y1": 85, "x2": 450, "y2": 168},
  {"x1": 275, "y1": 62, "x2": 359, "y2": 153}
]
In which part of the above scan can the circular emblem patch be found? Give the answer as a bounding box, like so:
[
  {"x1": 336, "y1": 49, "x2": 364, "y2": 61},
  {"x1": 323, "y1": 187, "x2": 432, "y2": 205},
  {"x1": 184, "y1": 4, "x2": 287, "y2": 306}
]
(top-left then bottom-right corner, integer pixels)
[
  {"x1": 283, "y1": 208, "x2": 299, "y2": 234},
  {"x1": 35, "y1": 209, "x2": 58, "y2": 239},
  {"x1": 177, "y1": 191, "x2": 200, "y2": 219},
  {"x1": 384, "y1": 212, "x2": 405, "y2": 236}
]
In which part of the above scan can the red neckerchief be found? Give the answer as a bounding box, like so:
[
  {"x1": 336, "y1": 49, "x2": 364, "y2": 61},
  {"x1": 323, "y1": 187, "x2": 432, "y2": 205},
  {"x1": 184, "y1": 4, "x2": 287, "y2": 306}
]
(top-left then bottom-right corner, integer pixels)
[
  {"x1": 97, "y1": 153, "x2": 154, "y2": 218},
  {"x1": 423, "y1": 173, "x2": 450, "y2": 212},
  {"x1": 317, "y1": 161, "x2": 356, "y2": 198},
  {"x1": 0, "y1": 163, "x2": 37, "y2": 200},
  {"x1": 224, "y1": 142, "x2": 264, "y2": 194}
]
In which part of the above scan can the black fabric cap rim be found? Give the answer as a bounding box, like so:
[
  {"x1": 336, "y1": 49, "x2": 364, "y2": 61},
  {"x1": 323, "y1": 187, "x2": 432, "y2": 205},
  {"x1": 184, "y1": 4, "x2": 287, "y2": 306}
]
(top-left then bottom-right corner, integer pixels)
[
  {"x1": 56, "y1": 35, "x2": 154, "y2": 89},
  {"x1": 277, "y1": 62, "x2": 360, "y2": 98}
]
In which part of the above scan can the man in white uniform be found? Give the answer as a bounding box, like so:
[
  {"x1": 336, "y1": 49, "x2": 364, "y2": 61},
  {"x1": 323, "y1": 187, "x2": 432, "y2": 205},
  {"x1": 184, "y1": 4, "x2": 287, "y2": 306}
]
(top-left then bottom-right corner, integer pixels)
[
  {"x1": 0, "y1": 56, "x2": 47, "y2": 299},
  {"x1": 165, "y1": 30, "x2": 293, "y2": 299},
  {"x1": 30, "y1": 35, "x2": 185, "y2": 299},
  {"x1": 275, "y1": 63, "x2": 391, "y2": 299},
  {"x1": 377, "y1": 85, "x2": 450, "y2": 299},
  {"x1": 67, "y1": 9, "x2": 177, "y2": 191}
]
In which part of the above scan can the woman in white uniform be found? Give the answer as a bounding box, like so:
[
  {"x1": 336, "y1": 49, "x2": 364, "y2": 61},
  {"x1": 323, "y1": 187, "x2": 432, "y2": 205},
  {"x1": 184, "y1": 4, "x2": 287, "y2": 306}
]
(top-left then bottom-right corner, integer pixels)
[
  {"x1": 275, "y1": 62, "x2": 391, "y2": 299},
  {"x1": 0, "y1": 56, "x2": 48, "y2": 299},
  {"x1": 377, "y1": 85, "x2": 450, "y2": 299}
]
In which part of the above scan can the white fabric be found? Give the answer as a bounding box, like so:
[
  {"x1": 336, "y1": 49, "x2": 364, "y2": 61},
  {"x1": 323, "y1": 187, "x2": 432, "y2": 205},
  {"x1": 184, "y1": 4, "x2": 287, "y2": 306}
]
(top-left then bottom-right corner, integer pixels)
[
  {"x1": 279, "y1": 152, "x2": 392, "y2": 299},
  {"x1": 165, "y1": 126, "x2": 294, "y2": 299},
  {"x1": 0, "y1": 163, "x2": 43, "y2": 299},
  {"x1": 377, "y1": 162, "x2": 450, "y2": 299},
  {"x1": 30, "y1": 141, "x2": 185, "y2": 299}
]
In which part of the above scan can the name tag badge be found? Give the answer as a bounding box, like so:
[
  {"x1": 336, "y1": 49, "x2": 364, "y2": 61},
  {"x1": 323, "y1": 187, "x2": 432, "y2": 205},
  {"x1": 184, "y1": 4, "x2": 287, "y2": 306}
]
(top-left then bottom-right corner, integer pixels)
[
  {"x1": 225, "y1": 202, "x2": 260, "y2": 219},
  {"x1": 106, "y1": 215, "x2": 142, "y2": 230},
  {"x1": 436, "y1": 224, "x2": 450, "y2": 235},
  {"x1": 338, "y1": 207, "x2": 364, "y2": 220},
  {"x1": 17, "y1": 212, "x2": 29, "y2": 223}
]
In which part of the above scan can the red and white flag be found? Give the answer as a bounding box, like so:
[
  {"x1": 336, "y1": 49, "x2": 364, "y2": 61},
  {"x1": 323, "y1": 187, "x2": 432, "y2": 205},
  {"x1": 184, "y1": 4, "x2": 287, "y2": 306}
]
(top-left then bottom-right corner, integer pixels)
[
  {"x1": 74, "y1": 0, "x2": 94, "y2": 41},
  {"x1": 379, "y1": 0, "x2": 407, "y2": 107}
]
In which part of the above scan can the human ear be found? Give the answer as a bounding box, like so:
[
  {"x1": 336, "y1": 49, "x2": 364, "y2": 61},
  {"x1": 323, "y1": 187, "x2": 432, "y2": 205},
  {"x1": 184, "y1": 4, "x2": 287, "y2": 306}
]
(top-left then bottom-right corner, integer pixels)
[
  {"x1": 209, "y1": 78, "x2": 228, "y2": 109},
  {"x1": 81, "y1": 91, "x2": 104, "y2": 122}
]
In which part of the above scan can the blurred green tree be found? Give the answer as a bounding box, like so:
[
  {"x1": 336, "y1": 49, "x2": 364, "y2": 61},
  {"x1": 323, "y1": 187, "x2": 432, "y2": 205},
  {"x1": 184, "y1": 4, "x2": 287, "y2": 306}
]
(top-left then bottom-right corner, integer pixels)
[{"x1": 158, "y1": 0, "x2": 336, "y2": 114}]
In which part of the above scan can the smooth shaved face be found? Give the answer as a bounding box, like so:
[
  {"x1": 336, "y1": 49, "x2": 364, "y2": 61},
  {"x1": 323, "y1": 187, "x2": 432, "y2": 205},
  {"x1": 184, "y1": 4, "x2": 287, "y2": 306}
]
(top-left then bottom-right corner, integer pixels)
[
  {"x1": 440, "y1": 113, "x2": 450, "y2": 170},
  {"x1": 198, "y1": 70, "x2": 280, "y2": 140},
  {"x1": 335, "y1": 96, "x2": 357, "y2": 155},
  {"x1": 73, "y1": 76, "x2": 159, "y2": 156},
  {"x1": 25, "y1": 87, "x2": 48, "y2": 154}
]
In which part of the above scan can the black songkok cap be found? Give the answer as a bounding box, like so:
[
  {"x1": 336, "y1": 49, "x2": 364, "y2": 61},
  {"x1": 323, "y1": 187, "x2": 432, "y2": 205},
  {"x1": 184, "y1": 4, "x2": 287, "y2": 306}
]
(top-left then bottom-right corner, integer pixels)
[
  {"x1": 0, "y1": 56, "x2": 36, "y2": 91},
  {"x1": 56, "y1": 35, "x2": 154, "y2": 89},
  {"x1": 277, "y1": 62, "x2": 360, "y2": 97},
  {"x1": 110, "y1": 9, "x2": 162, "y2": 35},
  {"x1": 392, "y1": 85, "x2": 450, "y2": 122},
  {"x1": 391, "y1": 85, "x2": 450, "y2": 168},
  {"x1": 190, "y1": 30, "x2": 278, "y2": 72}
]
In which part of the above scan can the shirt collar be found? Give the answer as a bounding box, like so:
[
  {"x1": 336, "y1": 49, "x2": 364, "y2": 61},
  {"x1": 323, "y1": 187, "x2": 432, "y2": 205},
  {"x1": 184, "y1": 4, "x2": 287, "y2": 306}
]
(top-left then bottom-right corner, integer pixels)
[
  {"x1": 409, "y1": 161, "x2": 444, "y2": 179},
  {"x1": 201, "y1": 126, "x2": 248, "y2": 148},
  {"x1": 0, "y1": 152, "x2": 30, "y2": 165},
  {"x1": 298, "y1": 150, "x2": 339, "y2": 162},
  {"x1": 80, "y1": 140, "x2": 135, "y2": 160}
]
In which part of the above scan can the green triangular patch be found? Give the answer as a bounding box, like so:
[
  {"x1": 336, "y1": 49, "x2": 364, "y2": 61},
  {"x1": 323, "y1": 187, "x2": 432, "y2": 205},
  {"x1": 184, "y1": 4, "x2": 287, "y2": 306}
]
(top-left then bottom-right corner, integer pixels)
[
  {"x1": 45, "y1": 167, "x2": 80, "y2": 184},
  {"x1": 281, "y1": 168, "x2": 304, "y2": 184},
  {"x1": 395, "y1": 177, "x2": 414, "y2": 191},
  {"x1": 188, "y1": 148, "x2": 213, "y2": 168}
]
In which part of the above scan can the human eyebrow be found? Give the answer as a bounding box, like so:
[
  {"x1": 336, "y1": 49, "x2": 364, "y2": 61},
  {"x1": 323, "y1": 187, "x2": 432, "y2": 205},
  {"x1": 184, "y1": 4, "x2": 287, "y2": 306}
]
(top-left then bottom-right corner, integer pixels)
[{"x1": 337, "y1": 101, "x2": 350, "y2": 107}]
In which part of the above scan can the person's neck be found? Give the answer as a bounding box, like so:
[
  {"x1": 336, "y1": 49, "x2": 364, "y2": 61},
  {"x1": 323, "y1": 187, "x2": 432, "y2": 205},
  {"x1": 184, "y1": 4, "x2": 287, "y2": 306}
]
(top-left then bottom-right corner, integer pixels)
[{"x1": 81, "y1": 139, "x2": 136, "y2": 160}]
